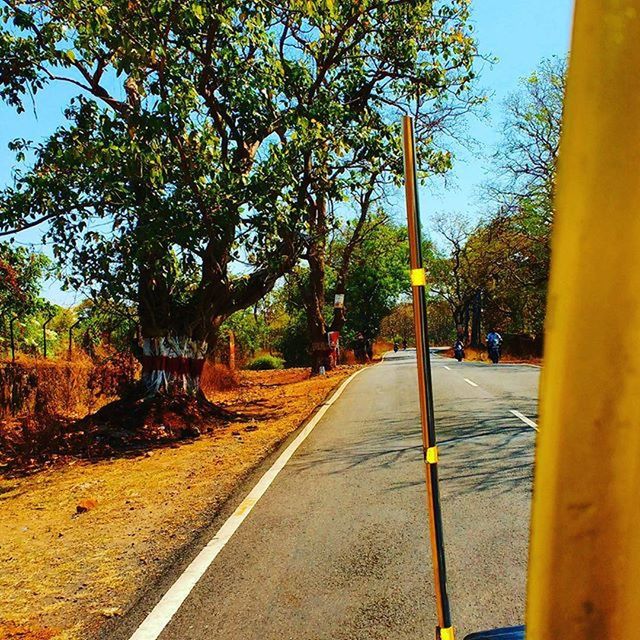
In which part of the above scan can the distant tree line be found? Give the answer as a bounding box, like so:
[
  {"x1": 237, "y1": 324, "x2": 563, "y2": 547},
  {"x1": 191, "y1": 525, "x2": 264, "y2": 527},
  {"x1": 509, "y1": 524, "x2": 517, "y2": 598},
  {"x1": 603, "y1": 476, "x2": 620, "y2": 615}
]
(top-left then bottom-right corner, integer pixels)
[{"x1": 424, "y1": 56, "x2": 565, "y2": 353}]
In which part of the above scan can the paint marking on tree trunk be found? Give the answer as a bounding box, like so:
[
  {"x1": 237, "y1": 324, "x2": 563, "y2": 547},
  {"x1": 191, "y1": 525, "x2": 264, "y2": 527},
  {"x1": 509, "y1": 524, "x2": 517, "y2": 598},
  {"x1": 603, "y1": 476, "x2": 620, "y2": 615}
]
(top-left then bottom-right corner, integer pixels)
[
  {"x1": 464, "y1": 378, "x2": 478, "y2": 387},
  {"x1": 509, "y1": 409, "x2": 539, "y2": 432},
  {"x1": 127, "y1": 366, "x2": 368, "y2": 640}
]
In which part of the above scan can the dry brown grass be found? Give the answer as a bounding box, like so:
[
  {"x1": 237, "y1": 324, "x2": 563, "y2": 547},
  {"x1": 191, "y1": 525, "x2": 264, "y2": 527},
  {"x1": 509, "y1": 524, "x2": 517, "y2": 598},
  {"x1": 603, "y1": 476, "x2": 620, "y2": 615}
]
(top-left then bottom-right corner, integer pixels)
[
  {"x1": 200, "y1": 362, "x2": 239, "y2": 394},
  {"x1": 0, "y1": 621, "x2": 62, "y2": 640},
  {"x1": 0, "y1": 365, "x2": 359, "y2": 639},
  {"x1": 0, "y1": 360, "x2": 244, "y2": 470}
]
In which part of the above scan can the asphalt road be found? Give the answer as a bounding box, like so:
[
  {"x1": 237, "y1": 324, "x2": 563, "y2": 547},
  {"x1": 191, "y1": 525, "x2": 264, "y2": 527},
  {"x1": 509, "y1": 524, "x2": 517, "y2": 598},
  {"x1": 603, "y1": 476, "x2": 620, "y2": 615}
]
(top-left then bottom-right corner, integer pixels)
[{"x1": 118, "y1": 350, "x2": 539, "y2": 640}]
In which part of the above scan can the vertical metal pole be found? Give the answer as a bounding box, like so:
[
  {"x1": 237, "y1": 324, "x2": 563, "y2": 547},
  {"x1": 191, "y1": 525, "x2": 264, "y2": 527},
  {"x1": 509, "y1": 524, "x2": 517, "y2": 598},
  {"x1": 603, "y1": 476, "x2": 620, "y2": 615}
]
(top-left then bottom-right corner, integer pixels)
[
  {"x1": 43, "y1": 313, "x2": 54, "y2": 359},
  {"x1": 10, "y1": 316, "x2": 18, "y2": 364},
  {"x1": 402, "y1": 115, "x2": 454, "y2": 640}
]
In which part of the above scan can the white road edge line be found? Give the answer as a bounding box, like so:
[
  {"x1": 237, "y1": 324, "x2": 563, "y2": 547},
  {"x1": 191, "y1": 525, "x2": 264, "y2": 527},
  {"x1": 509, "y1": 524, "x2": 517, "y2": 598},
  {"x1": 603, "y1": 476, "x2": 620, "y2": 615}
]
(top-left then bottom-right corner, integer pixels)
[
  {"x1": 510, "y1": 409, "x2": 539, "y2": 432},
  {"x1": 129, "y1": 367, "x2": 368, "y2": 640},
  {"x1": 464, "y1": 378, "x2": 478, "y2": 387}
]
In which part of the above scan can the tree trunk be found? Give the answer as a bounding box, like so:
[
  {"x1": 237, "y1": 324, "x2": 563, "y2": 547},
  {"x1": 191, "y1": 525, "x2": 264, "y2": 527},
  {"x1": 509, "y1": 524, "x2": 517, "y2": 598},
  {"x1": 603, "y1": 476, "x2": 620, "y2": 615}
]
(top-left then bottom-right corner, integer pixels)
[
  {"x1": 303, "y1": 186, "x2": 332, "y2": 374},
  {"x1": 470, "y1": 290, "x2": 482, "y2": 348},
  {"x1": 309, "y1": 323, "x2": 331, "y2": 373},
  {"x1": 306, "y1": 258, "x2": 331, "y2": 373},
  {"x1": 453, "y1": 305, "x2": 469, "y2": 343},
  {"x1": 141, "y1": 336, "x2": 208, "y2": 396}
]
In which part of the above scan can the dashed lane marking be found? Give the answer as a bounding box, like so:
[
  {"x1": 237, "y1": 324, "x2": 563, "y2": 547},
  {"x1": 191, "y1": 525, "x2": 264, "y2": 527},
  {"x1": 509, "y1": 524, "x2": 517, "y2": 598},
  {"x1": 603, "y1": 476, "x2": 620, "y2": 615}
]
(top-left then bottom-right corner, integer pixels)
[
  {"x1": 444, "y1": 366, "x2": 451, "y2": 370},
  {"x1": 464, "y1": 378, "x2": 479, "y2": 387},
  {"x1": 510, "y1": 409, "x2": 539, "y2": 432}
]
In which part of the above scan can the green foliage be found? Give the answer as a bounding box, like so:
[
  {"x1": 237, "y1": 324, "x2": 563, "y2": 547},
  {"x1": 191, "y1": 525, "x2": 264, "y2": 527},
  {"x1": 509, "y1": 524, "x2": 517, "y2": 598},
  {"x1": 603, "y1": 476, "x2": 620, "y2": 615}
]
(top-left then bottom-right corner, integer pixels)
[
  {"x1": 0, "y1": 242, "x2": 50, "y2": 318},
  {"x1": 277, "y1": 310, "x2": 311, "y2": 367},
  {"x1": 0, "y1": 0, "x2": 482, "y2": 347},
  {"x1": 246, "y1": 354, "x2": 284, "y2": 371},
  {"x1": 220, "y1": 296, "x2": 289, "y2": 362},
  {"x1": 73, "y1": 300, "x2": 138, "y2": 356},
  {"x1": 340, "y1": 218, "x2": 411, "y2": 341}
]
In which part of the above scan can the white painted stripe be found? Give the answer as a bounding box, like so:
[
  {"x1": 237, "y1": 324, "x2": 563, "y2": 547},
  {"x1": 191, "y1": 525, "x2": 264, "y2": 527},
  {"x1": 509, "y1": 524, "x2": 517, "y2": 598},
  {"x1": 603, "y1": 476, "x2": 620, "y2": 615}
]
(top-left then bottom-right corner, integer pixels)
[
  {"x1": 464, "y1": 378, "x2": 478, "y2": 387},
  {"x1": 443, "y1": 366, "x2": 451, "y2": 371},
  {"x1": 129, "y1": 367, "x2": 367, "y2": 640},
  {"x1": 510, "y1": 409, "x2": 539, "y2": 432}
]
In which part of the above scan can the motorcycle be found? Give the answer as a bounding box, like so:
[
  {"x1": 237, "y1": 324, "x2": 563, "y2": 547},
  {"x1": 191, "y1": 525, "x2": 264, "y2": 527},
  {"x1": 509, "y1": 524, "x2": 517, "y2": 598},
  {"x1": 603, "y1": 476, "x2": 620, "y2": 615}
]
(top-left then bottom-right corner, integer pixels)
[
  {"x1": 393, "y1": 342, "x2": 399, "y2": 353},
  {"x1": 454, "y1": 344, "x2": 465, "y2": 362},
  {"x1": 488, "y1": 344, "x2": 501, "y2": 364}
]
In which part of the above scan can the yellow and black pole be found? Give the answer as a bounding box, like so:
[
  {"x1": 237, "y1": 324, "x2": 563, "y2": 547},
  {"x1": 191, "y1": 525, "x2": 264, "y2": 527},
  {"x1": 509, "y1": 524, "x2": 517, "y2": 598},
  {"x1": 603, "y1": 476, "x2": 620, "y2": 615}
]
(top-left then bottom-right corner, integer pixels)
[{"x1": 402, "y1": 115, "x2": 454, "y2": 640}]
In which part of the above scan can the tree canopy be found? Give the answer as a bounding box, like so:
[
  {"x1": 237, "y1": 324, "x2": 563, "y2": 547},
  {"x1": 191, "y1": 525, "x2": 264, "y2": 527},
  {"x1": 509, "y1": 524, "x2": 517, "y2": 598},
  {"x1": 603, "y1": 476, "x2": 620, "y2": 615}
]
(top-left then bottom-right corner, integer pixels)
[
  {"x1": 0, "y1": 242, "x2": 50, "y2": 319},
  {"x1": 427, "y1": 57, "x2": 566, "y2": 346},
  {"x1": 0, "y1": 0, "x2": 479, "y2": 344}
]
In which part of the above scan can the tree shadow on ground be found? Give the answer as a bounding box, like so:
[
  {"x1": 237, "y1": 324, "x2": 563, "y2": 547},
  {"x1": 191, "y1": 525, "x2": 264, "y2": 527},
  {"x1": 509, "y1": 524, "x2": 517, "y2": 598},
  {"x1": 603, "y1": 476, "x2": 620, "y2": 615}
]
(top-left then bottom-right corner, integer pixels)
[{"x1": 289, "y1": 401, "x2": 535, "y2": 498}]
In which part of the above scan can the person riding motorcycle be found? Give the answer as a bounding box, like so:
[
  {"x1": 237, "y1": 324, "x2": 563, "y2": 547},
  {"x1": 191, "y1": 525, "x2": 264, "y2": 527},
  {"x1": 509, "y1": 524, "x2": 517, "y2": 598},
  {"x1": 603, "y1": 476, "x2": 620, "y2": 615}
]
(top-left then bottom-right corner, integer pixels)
[
  {"x1": 453, "y1": 338, "x2": 465, "y2": 362},
  {"x1": 486, "y1": 330, "x2": 503, "y2": 364}
]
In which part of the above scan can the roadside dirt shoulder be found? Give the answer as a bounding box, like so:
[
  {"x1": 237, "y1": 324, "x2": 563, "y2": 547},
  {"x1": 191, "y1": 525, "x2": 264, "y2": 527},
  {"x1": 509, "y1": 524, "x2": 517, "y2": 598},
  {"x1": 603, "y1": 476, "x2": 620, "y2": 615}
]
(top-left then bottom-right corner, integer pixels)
[{"x1": 0, "y1": 366, "x2": 358, "y2": 640}]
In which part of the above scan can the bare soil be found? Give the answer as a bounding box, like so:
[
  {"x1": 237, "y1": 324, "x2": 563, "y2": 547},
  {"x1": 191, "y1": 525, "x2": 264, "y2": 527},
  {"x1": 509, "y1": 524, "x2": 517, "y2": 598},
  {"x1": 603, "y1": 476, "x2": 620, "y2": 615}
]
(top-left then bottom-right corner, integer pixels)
[{"x1": 0, "y1": 366, "x2": 358, "y2": 640}]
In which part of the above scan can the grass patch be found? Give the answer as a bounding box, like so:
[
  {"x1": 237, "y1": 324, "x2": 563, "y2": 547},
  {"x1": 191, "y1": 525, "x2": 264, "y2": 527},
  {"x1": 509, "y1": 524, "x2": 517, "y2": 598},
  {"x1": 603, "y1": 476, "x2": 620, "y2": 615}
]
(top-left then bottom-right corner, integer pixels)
[{"x1": 245, "y1": 355, "x2": 284, "y2": 370}]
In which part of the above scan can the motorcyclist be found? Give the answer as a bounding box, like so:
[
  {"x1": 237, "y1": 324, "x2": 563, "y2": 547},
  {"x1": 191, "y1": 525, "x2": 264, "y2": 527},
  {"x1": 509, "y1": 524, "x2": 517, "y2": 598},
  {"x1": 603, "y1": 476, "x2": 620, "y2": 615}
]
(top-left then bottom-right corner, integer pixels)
[
  {"x1": 453, "y1": 338, "x2": 465, "y2": 362},
  {"x1": 486, "y1": 329, "x2": 503, "y2": 364},
  {"x1": 393, "y1": 340, "x2": 399, "y2": 353}
]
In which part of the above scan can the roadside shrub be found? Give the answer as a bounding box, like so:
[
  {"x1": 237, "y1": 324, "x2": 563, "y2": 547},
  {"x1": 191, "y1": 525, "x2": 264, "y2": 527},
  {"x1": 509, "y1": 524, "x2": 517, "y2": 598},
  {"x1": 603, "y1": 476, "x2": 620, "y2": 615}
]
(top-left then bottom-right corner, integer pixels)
[
  {"x1": 0, "y1": 359, "x2": 95, "y2": 419},
  {"x1": 246, "y1": 355, "x2": 284, "y2": 370},
  {"x1": 276, "y1": 313, "x2": 310, "y2": 367},
  {"x1": 201, "y1": 362, "x2": 239, "y2": 394}
]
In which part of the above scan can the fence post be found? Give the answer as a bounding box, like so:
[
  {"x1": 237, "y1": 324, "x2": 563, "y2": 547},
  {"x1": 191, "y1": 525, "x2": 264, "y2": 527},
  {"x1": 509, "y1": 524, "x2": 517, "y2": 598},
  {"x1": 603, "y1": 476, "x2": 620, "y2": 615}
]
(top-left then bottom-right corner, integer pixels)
[
  {"x1": 10, "y1": 316, "x2": 18, "y2": 364},
  {"x1": 228, "y1": 331, "x2": 235, "y2": 370},
  {"x1": 68, "y1": 319, "x2": 81, "y2": 360},
  {"x1": 43, "y1": 312, "x2": 54, "y2": 359}
]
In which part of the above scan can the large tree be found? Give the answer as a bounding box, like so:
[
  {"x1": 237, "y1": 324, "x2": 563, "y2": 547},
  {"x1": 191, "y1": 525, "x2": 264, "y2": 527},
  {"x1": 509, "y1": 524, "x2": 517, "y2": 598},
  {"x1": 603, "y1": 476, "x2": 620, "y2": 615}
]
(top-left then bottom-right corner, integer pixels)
[
  {"x1": 0, "y1": 1, "x2": 310, "y2": 396},
  {"x1": 0, "y1": 1, "x2": 478, "y2": 391},
  {"x1": 428, "y1": 58, "x2": 566, "y2": 347},
  {"x1": 336, "y1": 216, "x2": 410, "y2": 344},
  {"x1": 287, "y1": 0, "x2": 481, "y2": 370},
  {"x1": 477, "y1": 56, "x2": 566, "y2": 339}
]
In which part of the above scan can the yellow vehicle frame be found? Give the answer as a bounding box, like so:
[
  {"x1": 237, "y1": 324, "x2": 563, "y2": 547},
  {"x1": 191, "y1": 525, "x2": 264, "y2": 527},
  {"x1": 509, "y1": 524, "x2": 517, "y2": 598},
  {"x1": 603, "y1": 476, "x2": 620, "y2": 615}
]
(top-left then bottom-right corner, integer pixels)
[{"x1": 527, "y1": 1, "x2": 640, "y2": 638}]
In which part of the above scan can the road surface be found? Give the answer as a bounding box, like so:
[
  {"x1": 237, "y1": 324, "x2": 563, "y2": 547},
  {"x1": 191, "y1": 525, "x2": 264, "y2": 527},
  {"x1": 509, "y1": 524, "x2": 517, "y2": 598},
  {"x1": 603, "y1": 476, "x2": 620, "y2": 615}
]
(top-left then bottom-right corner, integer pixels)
[{"x1": 115, "y1": 350, "x2": 538, "y2": 640}]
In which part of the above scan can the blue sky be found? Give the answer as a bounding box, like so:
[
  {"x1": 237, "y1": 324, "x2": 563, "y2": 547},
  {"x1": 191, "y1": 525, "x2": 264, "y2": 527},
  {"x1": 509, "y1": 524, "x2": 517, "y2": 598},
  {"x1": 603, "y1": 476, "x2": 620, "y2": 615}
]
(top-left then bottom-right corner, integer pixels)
[
  {"x1": 1, "y1": 1, "x2": 575, "y2": 305},
  {"x1": 423, "y1": 0, "x2": 574, "y2": 221}
]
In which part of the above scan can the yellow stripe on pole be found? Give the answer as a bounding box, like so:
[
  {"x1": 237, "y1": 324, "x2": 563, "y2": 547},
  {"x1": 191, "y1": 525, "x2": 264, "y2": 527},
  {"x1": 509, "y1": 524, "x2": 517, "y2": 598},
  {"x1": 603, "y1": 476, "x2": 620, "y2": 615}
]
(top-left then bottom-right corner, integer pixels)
[
  {"x1": 411, "y1": 268, "x2": 426, "y2": 287},
  {"x1": 439, "y1": 626, "x2": 455, "y2": 640},
  {"x1": 526, "y1": 2, "x2": 640, "y2": 639},
  {"x1": 426, "y1": 446, "x2": 439, "y2": 464}
]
